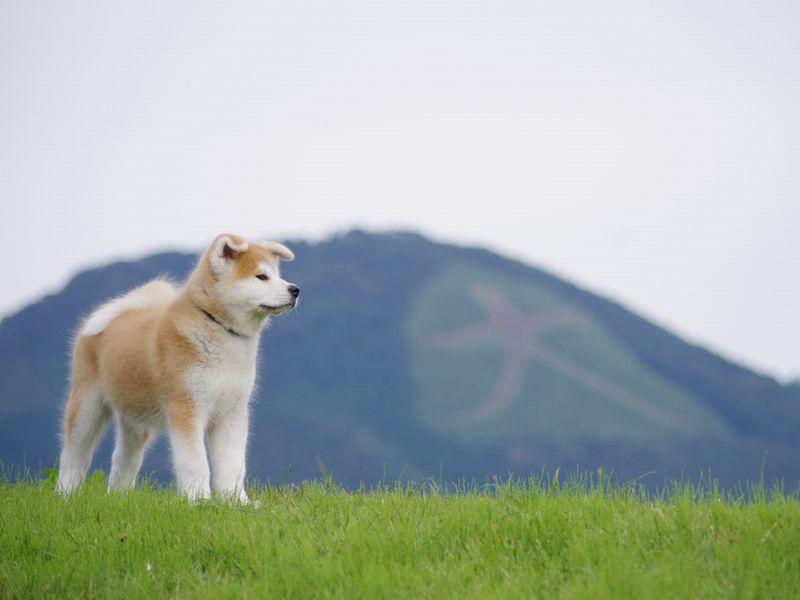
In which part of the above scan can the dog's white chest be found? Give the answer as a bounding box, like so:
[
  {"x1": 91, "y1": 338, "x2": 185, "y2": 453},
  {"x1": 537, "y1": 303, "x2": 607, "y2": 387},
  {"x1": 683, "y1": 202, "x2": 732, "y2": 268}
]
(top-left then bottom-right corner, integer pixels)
[{"x1": 185, "y1": 338, "x2": 258, "y2": 417}]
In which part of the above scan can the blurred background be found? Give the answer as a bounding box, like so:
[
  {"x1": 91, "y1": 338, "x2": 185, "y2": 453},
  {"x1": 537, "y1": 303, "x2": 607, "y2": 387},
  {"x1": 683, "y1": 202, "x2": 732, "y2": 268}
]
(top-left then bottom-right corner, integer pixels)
[{"x1": 1, "y1": 1, "x2": 798, "y2": 488}]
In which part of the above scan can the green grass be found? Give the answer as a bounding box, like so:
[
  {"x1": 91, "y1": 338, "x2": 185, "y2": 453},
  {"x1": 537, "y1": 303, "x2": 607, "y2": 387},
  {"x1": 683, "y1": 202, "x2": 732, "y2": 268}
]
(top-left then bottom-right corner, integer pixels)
[{"x1": 1, "y1": 472, "x2": 799, "y2": 599}]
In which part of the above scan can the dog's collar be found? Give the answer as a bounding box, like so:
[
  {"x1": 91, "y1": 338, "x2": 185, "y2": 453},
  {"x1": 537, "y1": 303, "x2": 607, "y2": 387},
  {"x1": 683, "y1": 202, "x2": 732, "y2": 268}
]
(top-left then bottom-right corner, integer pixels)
[{"x1": 194, "y1": 303, "x2": 248, "y2": 339}]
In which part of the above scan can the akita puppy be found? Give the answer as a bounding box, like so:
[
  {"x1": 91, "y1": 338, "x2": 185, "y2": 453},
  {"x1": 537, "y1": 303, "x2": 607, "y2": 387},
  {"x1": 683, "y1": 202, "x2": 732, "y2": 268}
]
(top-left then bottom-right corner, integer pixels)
[{"x1": 57, "y1": 234, "x2": 300, "y2": 502}]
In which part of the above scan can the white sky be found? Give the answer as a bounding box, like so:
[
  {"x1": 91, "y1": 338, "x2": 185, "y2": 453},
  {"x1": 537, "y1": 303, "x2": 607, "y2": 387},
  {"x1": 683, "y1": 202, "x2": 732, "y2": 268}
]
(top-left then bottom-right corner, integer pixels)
[{"x1": 1, "y1": 1, "x2": 798, "y2": 380}]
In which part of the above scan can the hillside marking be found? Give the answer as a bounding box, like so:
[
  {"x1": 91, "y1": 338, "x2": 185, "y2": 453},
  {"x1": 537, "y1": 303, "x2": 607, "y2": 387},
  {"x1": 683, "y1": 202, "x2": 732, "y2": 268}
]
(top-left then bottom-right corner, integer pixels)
[{"x1": 423, "y1": 284, "x2": 684, "y2": 427}]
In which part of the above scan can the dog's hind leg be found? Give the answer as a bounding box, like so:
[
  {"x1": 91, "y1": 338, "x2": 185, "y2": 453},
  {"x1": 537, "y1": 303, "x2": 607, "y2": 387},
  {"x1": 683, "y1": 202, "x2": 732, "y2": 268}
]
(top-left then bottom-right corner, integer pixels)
[
  {"x1": 108, "y1": 416, "x2": 152, "y2": 492},
  {"x1": 57, "y1": 385, "x2": 110, "y2": 493}
]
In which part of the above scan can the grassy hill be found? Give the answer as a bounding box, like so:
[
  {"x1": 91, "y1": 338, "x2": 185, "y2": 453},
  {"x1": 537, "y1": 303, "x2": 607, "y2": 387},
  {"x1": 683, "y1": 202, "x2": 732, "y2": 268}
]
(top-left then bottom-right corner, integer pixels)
[
  {"x1": 407, "y1": 261, "x2": 728, "y2": 444},
  {"x1": 1, "y1": 475, "x2": 798, "y2": 598},
  {"x1": 0, "y1": 230, "x2": 798, "y2": 488}
]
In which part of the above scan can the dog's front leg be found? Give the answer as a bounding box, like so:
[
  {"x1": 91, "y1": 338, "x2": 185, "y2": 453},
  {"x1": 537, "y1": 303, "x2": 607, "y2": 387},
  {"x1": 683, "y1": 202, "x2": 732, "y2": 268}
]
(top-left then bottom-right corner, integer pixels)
[
  {"x1": 168, "y1": 399, "x2": 211, "y2": 501},
  {"x1": 208, "y1": 405, "x2": 250, "y2": 504}
]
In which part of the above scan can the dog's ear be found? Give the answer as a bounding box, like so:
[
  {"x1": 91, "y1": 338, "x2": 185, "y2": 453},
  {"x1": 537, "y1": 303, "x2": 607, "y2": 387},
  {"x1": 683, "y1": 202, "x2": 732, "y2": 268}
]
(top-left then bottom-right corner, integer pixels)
[
  {"x1": 210, "y1": 234, "x2": 249, "y2": 273},
  {"x1": 258, "y1": 241, "x2": 294, "y2": 262}
]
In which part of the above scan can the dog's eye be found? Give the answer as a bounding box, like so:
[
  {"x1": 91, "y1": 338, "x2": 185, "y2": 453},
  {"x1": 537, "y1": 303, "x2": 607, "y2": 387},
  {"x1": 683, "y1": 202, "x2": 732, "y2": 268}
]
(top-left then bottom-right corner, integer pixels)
[{"x1": 255, "y1": 274, "x2": 269, "y2": 281}]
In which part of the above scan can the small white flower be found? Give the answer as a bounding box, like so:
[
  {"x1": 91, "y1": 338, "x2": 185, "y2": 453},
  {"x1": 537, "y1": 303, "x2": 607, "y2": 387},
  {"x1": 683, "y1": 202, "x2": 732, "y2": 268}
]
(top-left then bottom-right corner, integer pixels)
[{"x1": 146, "y1": 562, "x2": 152, "y2": 572}]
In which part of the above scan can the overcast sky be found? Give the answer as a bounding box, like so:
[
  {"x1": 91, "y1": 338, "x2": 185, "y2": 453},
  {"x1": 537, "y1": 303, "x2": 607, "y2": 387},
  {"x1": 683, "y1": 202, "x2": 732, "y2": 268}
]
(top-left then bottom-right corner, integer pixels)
[{"x1": 1, "y1": 1, "x2": 798, "y2": 380}]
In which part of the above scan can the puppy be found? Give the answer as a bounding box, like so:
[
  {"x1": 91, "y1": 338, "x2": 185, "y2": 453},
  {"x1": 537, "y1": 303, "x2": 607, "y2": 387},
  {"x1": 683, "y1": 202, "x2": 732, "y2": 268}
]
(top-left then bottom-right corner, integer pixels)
[{"x1": 57, "y1": 234, "x2": 299, "y2": 502}]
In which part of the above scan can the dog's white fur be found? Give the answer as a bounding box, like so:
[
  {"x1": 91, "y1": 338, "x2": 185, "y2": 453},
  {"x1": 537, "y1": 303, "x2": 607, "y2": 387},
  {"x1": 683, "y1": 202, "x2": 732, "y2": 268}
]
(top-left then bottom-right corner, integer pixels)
[
  {"x1": 82, "y1": 280, "x2": 178, "y2": 336},
  {"x1": 57, "y1": 234, "x2": 299, "y2": 502}
]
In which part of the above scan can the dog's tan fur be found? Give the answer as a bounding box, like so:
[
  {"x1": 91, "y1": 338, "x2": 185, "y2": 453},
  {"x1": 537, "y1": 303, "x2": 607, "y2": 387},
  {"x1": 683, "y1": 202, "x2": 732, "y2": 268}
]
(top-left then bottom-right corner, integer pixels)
[{"x1": 57, "y1": 234, "x2": 299, "y2": 501}]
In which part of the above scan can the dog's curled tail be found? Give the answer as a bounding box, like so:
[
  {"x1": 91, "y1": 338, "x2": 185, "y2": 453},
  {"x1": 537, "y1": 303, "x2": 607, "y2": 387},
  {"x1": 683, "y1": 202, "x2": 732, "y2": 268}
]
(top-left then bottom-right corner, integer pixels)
[{"x1": 80, "y1": 279, "x2": 178, "y2": 337}]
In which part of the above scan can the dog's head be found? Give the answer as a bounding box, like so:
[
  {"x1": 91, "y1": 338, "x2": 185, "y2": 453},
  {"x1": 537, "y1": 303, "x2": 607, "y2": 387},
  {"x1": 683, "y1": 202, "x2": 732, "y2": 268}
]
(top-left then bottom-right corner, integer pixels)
[{"x1": 206, "y1": 234, "x2": 300, "y2": 319}]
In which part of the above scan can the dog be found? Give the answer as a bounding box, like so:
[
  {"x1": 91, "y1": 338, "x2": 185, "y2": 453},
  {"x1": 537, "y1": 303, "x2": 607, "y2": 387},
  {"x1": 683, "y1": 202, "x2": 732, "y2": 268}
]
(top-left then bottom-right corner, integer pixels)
[{"x1": 56, "y1": 234, "x2": 299, "y2": 502}]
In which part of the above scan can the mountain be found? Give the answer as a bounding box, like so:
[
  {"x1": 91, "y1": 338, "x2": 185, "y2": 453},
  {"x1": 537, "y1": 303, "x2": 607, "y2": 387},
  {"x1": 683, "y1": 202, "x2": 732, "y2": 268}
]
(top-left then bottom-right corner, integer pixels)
[{"x1": 1, "y1": 231, "x2": 798, "y2": 488}]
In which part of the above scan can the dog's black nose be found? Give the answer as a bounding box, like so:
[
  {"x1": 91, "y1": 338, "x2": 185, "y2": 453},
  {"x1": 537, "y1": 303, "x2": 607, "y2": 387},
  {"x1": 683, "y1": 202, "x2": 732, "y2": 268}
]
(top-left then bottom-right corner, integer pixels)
[{"x1": 288, "y1": 285, "x2": 300, "y2": 298}]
